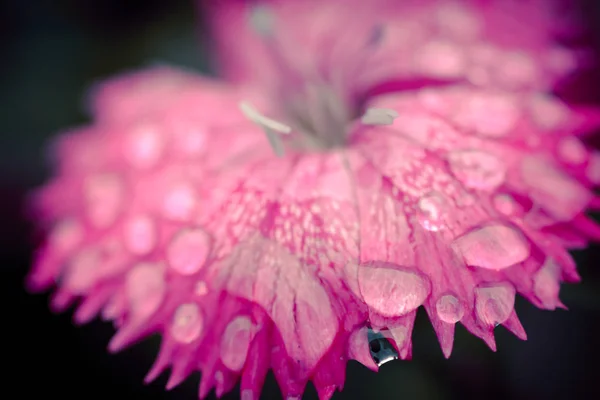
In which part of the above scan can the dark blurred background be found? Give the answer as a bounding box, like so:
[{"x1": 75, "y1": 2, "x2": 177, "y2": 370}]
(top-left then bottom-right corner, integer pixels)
[{"x1": 2, "y1": 1, "x2": 600, "y2": 399}]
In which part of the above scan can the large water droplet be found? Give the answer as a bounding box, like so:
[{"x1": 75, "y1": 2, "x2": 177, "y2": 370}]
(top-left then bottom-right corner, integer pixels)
[
  {"x1": 416, "y1": 192, "x2": 450, "y2": 232},
  {"x1": 474, "y1": 283, "x2": 516, "y2": 326},
  {"x1": 50, "y1": 219, "x2": 83, "y2": 252},
  {"x1": 125, "y1": 124, "x2": 164, "y2": 169},
  {"x1": 162, "y1": 183, "x2": 196, "y2": 221},
  {"x1": 436, "y1": 294, "x2": 464, "y2": 323},
  {"x1": 358, "y1": 262, "x2": 430, "y2": 317},
  {"x1": 171, "y1": 303, "x2": 203, "y2": 343},
  {"x1": 84, "y1": 173, "x2": 124, "y2": 228},
  {"x1": 65, "y1": 248, "x2": 99, "y2": 293},
  {"x1": 367, "y1": 328, "x2": 398, "y2": 367},
  {"x1": 447, "y1": 150, "x2": 506, "y2": 191},
  {"x1": 493, "y1": 194, "x2": 517, "y2": 216},
  {"x1": 521, "y1": 155, "x2": 590, "y2": 221},
  {"x1": 124, "y1": 215, "x2": 156, "y2": 255},
  {"x1": 497, "y1": 51, "x2": 537, "y2": 89},
  {"x1": 220, "y1": 316, "x2": 254, "y2": 372},
  {"x1": 557, "y1": 137, "x2": 587, "y2": 165},
  {"x1": 167, "y1": 228, "x2": 210, "y2": 275},
  {"x1": 533, "y1": 258, "x2": 562, "y2": 309},
  {"x1": 452, "y1": 224, "x2": 530, "y2": 270},
  {"x1": 415, "y1": 40, "x2": 466, "y2": 78},
  {"x1": 126, "y1": 263, "x2": 165, "y2": 319},
  {"x1": 454, "y1": 92, "x2": 518, "y2": 138},
  {"x1": 528, "y1": 94, "x2": 569, "y2": 131}
]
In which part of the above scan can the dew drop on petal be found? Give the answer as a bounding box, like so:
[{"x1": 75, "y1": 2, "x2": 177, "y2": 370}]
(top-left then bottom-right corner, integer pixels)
[
  {"x1": 84, "y1": 173, "x2": 124, "y2": 228},
  {"x1": 586, "y1": 152, "x2": 600, "y2": 184},
  {"x1": 496, "y1": 51, "x2": 537, "y2": 88},
  {"x1": 125, "y1": 124, "x2": 164, "y2": 169},
  {"x1": 416, "y1": 192, "x2": 450, "y2": 232},
  {"x1": 220, "y1": 316, "x2": 254, "y2": 372},
  {"x1": 126, "y1": 263, "x2": 166, "y2": 319},
  {"x1": 65, "y1": 248, "x2": 99, "y2": 293},
  {"x1": 162, "y1": 183, "x2": 196, "y2": 221},
  {"x1": 415, "y1": 40, "x2": 466, "y2": 78},
  {"x1": 557, "y1": 137, "x2": 587, "y2": 165},
  {"x1": 521, "y1": 155, "x2": 590, "y2": 221},
  {"x1": 167, "y1": 228, "x2": 210, "y2": 275},
  {"x1": 528, "y1": 94, "x2": 569, "y2": 131},
  {"x1": 452, "y1": 224, "x2": 530, "y2": 270},
  {"x1": 367, "y1": 328, "x2": 399, "y2": 366},
  {"x1": 171, "y1": 303, "x2": 203, "y2": 343},
  {"x1": 124, "y1": 215, "x2": 156, "y2": 255},
  {"x1": 533, "y1": 258, "x2": 562, "y2": 309},
  {"x1": 436, "y1": 294, "x2": 464, "y2": 323},
  {"x1": 358, "y1": 262, "x2": 430, "y2": 317},
  {"x1": 241, "y1": 389, "x2": 255, "y2": 400},
  {"x1": 194, "y1": 280, "x2": 208, "y2": 296},
  {"x1": 474, "y1": 283, "x2": 516, "y2": 326},
  {"x1": 454, "y1": 92, "x2": 518, "y2": 138},
  {"x1": 447, "y1": 150, "x2": 506, "y2": 191},
  {"x1": 51, "y1": 219, "x2": 83, "y2": 251},
  {"x1": 435, "y1": 3, "x2": 481, "y2": 40},
  {"x1": 174, "y1": 127, "x2": 206, "y2": 157},
  {"x1": 493, "y1": 194, "x2": 517, "y2": 216}
]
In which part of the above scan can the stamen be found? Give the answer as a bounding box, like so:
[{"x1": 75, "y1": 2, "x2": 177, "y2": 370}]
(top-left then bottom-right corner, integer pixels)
[
  {"x1": 239, "y1": 101, "x2": 290, "y2": 157},
  {"x1": 239, "y1": 102, "x2": 291, "y2": 134},
  {"x1": 361, "y1": 108, "x2": 399, "y2": 126}
]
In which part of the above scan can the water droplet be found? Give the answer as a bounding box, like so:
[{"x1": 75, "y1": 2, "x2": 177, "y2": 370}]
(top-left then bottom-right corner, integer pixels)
[
  {"x1": 447, "y1": 150, "x2": 506, "y2": 191},
  {"x1": 174, "y1": 127, "x2": 206, "y2": 157},
  {"x1": 521, "y1": 155, "x2": 590, "y2": 221},
  {"x1": 50, "y1": 219, "x2": 82, "y2": 251},
  {"x1": 452, "y1": 224, "x2": 530, "y2": 270},
  {"x1": 65, "y1": 248, "x2": 99, "y2": 293},
  {"x1": 497, "y1": 51, "x2": 537, "y2": 89},
  {"x1": 84, "y1": 173, "x2": 124, "y2": 228},
  {"x1": 454, "y1": 92, "x2": 518, "y2": 138},
  {"x1": 557, "y1": 137, "x2": 587, "y2": 165},
  {"x1": 126, "y1": 124, "x2": 164, "y2": 169},
  {"x1": 493, "y1": 194, "x2": 517, "y2": 216},
  {"x1": 171, "y1": 303, "x2": 203, "y2": 343},
  {"x1": 586, "y1": 152, "x2": 600, "y2": 184},
  {"x1": 162, "y1": 183, "x2": 196, "y2": 221},
  {"x1": 435, "y1": 3, "x2": 481, "y2": 40},
  {"x1": 474, "y1": 283, "x2": 516, "y2": 326},
  {"x1": 528, "y1": 94, "x2": 569, "y2": 131},
  {"x1": 358, "y1": 262, "x2": 430, "y2": 317},
  {"x1": 194, "y1": 280, "x2": 208, "y2": 296},
  {"x1": 167, "y1": 228, "x2": 210, "y2": 275},
  {"x1": 220, "y1": 316, "x2": 254, "y2": 372},
  {"x1": 436, "y1": 294, "x2": 464, "y2": 323},
  {"x1": 241, "y1": 389, "x2": 255, "y2": 400},
  {"x1": 415, "y1": 40, "x2": 465, "y2": 78},
  {"x1": 124, "y1": 215, "x2": 156, "y2": 255},
  {"x1": 416, "y1": 192, "x2": 450, "y2": 232},
  {"x1": 367, "y1": 328, "x2": 398, "y2": 366},
  {"x1": 126, "y1": 263, "x2": 165, "y2": 319},
  {"x1": 533, "y1": 258, "x2": 561, "y2": 309}
]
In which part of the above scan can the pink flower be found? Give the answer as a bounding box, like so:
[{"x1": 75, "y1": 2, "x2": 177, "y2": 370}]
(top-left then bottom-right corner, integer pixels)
[
  {"x1": 206, "y1": 0, "x2": 583, "y2": 92},
  {"x1": 28, "y1": 1, "x2": 600, "y2": 400}
]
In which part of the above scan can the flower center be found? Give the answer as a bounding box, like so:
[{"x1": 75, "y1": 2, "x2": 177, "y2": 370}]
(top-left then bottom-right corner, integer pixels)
[{"x1": 240, "y1": 5, "x2": 397, "y2": 155}]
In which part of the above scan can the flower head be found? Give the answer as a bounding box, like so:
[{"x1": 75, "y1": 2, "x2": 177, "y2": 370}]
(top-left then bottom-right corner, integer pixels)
[{"x1": 28, "y1": 1, "x2": 600, "y2": 399}]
